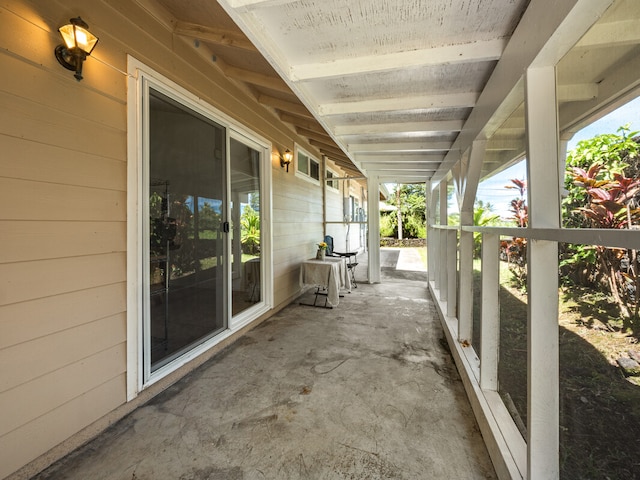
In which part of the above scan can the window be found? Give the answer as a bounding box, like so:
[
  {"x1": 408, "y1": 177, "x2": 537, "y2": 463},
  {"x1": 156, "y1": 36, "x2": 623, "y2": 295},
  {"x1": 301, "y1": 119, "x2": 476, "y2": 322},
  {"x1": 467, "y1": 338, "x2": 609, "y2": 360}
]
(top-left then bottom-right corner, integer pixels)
[
  {"x1": 295, "y1": 145, "x2": 320, "y2": 183},
  {"x1": 326, "y1": 169, "x2": 339, "y2": 190}
]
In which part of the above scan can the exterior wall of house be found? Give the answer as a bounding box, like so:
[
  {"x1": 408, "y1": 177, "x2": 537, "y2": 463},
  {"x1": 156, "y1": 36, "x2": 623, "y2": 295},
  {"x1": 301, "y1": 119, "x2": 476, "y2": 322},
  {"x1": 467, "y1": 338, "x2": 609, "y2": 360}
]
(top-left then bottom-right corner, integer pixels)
[
  {"x1": 324, "y1": 169, "x2": 367, "y2": 254},
  {"x1": 0, "y1": 1, "x2": 326, "y2": 478},
  {"x1": 272, "y1": 164, "x2": 323, "y2": 300}
]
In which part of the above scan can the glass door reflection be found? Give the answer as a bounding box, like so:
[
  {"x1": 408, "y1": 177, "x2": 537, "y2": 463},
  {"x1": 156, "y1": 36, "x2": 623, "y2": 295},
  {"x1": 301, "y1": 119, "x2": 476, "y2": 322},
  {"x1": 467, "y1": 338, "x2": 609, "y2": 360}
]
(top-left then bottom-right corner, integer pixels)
[
  {"x1": 230, "y1": 137, "x2": 262, "y2": 315},
  {"x1": 148, "y1": 88, "x2": 226, "y2": 372}
]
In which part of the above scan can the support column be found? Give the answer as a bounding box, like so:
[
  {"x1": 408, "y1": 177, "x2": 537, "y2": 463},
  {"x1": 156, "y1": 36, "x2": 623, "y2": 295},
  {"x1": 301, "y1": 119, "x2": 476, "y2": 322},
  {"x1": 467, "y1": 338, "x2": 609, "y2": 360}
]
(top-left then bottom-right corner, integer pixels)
[
  {"x1": 428, "y1": 185, "x2": 439, "y2": 284},
  {"x1": 525, "y1": 66, "x2": 561, "y2": 480},
  {"x1": 424, "y1": 180, "x2": 431, "y2": 278},
  {"x1": 438, "y1": 182, "x2": 448, "y2": 301},
  {"x1": 459, "y1": 141, "x2": 485, "y2": 342},
  {"x1": 367, "y1": 174, "x2": 381, "y2": 284}
]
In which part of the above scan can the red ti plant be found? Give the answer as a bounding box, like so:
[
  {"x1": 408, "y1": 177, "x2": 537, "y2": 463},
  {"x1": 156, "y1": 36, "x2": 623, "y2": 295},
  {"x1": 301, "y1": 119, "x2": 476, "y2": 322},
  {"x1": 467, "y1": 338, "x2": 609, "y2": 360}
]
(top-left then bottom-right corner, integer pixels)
[
  {"x1": 502, "y1": 179, "x2": 529, "y2": 288},
  {"x1": 569, "y1": 165, "x2": 640, "y2": 320},
  {"x1": 572, "y1": 165, "x2": 640, "y2": 229},
  {"x1": 506, "y1": 178, "x2": 528, "y2": 227}
]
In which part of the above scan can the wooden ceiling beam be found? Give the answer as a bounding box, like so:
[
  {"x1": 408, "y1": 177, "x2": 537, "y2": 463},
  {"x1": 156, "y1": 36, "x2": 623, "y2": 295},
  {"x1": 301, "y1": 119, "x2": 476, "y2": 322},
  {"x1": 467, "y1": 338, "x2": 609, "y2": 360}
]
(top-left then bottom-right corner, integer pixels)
[
  {"x1": 575, "y1": 19, "x2": 640, "y2": 49},
  {"x1": 359, "y1": 162, "x2": 439, "y2": 171},
  {"x1": 279, "y1": 113, "x2": 324, "y2": 132},
  {"x1": 222, "y1": 64, "x2": 291, "y2": 93},
  {"x1": 325, "y1": 154, "x2": 353, "y2": 166},
  {"x1": 335, "y1": 120, "x2": 464, "y2": 136},
  {"x1": 319, "y1": 93, "x2": 478, "y2": 116},
  {"x1": 320, "y1": 149, "x2": 354, "y2": 165},
  {"x1": 296, "y1": 127, "x2": 333, "y2": 143},
  {"x1": 355, "y1": 153, "x2": 445, "y2": 163},
  {"x1": 257, "y1": 94, "x2": 314, "y2": 118},
  {"x1": 291, "y1": 39, "x2": 507, "y2": 81},
  {"x1": 347, "y1": 141, "x2": 453, "y2": 153},
  {"x1": 309, "y1": 139, "x2": 348, "y2": 158},
  {"x1": 328, "y1": 160, "x2": 361, "y2": 175},
  {"x1": 174, "y1": 21, "x2": 256, "y2": 52},
  {"x1": 226, "y1": 0, "x2": 300, "y2": 10},
  {"x1": 326, "y1": 156, "x2": 355, "y2": 167}
]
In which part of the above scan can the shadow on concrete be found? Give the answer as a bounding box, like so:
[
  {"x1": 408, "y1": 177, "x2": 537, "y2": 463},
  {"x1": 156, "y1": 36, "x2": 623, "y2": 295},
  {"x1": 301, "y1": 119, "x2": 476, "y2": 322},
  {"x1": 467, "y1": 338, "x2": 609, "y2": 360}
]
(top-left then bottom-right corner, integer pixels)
[{"x1": 34, "y1": 252, "x2": 495, "y2": 480}]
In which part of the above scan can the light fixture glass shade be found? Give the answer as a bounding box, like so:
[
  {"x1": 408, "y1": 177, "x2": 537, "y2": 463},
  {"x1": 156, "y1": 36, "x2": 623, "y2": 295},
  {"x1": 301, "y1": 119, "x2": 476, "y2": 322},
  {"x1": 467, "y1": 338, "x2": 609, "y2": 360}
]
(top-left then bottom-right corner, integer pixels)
[
  {"x1": 283, "y1": 149, "x2": 293, "y2": 163},
  {"x1": 59, "y1": 18, "x2": 98, "y2": 55}
]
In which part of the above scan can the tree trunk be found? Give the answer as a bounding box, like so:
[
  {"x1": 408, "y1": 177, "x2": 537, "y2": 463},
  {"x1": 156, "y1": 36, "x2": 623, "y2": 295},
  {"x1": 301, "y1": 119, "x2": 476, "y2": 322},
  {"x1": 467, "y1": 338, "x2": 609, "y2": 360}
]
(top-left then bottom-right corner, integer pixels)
[
  {"x1": 600, "y1": 249, "x2": 630, "y2": 318},
  {"x1": 396, "y1": 184, "x2": 403, "y2": 240}
]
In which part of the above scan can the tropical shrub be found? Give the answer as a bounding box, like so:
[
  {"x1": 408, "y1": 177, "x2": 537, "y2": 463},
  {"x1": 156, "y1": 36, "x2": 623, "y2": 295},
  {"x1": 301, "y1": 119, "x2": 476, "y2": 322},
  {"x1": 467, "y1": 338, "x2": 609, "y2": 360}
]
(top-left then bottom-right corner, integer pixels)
[
  {"x1": 501, "y1": 179, "x2": 529, "y2": 290},
  {"x1": 380, "y1": 184, "x2": 427, "y2": 239},
  {"x1": 562, "y1": 126, "x2": 640, "y2": 326},
  {"x1": 473, "y1": 200, "x2": 500, "y2": 258},
  {"x1": 240, "y1": 205, "x2": 260, "y2": 255}
]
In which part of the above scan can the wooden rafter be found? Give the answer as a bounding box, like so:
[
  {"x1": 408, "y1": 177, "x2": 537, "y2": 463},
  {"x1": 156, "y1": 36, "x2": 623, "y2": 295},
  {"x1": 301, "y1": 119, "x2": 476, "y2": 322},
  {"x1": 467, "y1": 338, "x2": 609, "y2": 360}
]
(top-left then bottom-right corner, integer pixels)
[
  {"x1": 174, "y1": 21, "x2": 256, "y2": 51},
  {"x1": 222, "y1": 64, "x2": 291, "y2": 93},
  {"x1": 257, "y1": 94, "x2": 314, "y2": 118}
]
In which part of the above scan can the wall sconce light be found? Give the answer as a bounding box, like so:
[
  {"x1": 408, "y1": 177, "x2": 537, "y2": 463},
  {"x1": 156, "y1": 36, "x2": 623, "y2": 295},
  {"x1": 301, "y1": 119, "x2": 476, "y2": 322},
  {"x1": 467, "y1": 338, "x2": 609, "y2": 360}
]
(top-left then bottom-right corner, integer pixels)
[
  {"x1": 273, "y1": 148, "x2": 293, "y2": 172},
  {"x1": 54, "y1": 17, "x2": 99, "y2": 81},
  {"x1": 280, "y1": 149, "x2": 293, "y2": 172}
]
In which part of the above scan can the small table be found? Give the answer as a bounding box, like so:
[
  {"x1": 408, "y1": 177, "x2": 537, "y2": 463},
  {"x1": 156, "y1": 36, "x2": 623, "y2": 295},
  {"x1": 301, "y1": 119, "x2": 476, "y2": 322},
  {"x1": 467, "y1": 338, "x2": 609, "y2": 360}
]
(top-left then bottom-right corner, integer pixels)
[
  {"x1": 243, "y1": 258, "x2": 260, "y2": 301},
  {"x1": 299, "y1": 257, "x2": 351, "y2": 307}
]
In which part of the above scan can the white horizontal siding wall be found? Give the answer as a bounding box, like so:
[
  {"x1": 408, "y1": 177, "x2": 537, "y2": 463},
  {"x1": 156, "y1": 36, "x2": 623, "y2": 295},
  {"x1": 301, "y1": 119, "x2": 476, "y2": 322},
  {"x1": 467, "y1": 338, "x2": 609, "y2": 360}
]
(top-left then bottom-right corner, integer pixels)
[{"x1": 0, "y1": 1, "x2": 327, "y2": 477}]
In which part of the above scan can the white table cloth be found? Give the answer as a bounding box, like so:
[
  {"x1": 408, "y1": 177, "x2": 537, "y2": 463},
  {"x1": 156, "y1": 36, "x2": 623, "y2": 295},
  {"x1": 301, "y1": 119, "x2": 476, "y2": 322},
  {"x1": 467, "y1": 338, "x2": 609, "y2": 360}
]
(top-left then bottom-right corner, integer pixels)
[{"x1": 299, "y1": 257, "x2": 351, "y2": 306}]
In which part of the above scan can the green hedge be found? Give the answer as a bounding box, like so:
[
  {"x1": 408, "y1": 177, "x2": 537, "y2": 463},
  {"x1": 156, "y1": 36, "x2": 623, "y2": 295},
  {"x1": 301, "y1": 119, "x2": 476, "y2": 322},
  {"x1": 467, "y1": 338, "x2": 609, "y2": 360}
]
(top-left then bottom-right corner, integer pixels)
[{"x1": 380, "y1": 237, "x2": 426, "y2": 247}]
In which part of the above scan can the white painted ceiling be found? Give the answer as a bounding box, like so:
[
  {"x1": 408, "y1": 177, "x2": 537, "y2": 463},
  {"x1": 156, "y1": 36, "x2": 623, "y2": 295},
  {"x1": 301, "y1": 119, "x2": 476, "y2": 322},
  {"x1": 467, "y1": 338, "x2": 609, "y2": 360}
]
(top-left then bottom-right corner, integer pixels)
[{"x1": 153, "y1": 0, "x2": 640, "y2": 185}]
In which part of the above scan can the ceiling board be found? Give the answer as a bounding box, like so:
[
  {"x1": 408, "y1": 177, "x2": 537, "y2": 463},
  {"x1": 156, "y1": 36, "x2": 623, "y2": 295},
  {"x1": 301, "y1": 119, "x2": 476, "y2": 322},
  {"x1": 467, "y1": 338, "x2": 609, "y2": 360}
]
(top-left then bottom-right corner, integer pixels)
[{"x1": 153, "y1": 0, "x2": 640, "y2": 184}]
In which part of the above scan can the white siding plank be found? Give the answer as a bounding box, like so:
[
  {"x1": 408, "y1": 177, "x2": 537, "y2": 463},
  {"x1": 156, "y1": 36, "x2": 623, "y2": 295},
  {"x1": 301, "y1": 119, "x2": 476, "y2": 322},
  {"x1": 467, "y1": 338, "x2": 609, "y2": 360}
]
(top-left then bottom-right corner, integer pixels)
[
  {"x1": 0, "y1": 343, "x2": 126, "y2": 436},
  {"x1": 0, "y1": 220, "x2": 126, "y2": 264},
  {"x1": 1, "y1": 135, "x2": 126, "y2": 190},
  {"x1": 0, "y1": 52, "x2": 125, "y2": 131},
  {"x1": 0, "y1": 178, "x2": 126, "y2": 221},
  {"x1": 0, "y1": 283, "x2": 126, "y2": 349},
  {"x1": 0, "y1": 374, "x2": 126, "y2": 480},
  {"x1": 0, "y1": 252, "x2": 125, "y2": 306},
  {"x1": 0, "y1": 91, "x2": 126, "y2": 162},
  {"x1": 0, "y1": 312, "x2": 126, "y2": 393}
]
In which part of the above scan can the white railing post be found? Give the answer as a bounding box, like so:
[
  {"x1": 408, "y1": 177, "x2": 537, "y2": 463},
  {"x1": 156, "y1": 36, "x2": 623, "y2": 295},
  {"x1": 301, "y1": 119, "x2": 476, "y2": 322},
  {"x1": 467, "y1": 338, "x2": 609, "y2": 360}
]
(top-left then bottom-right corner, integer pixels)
[
  {"x1": 459, "y1": 141, "x2": 485, "y2": 342},
  {"x1": 432, "y1": 229, "x2": 440, "y2": 288},
  {"x1": 479, "y1": 233, "x2": 500, "y2": 391},
  {"x1": 525, "y1": 65, "x2": 561, "y2": 479},
  {"x1": 428, "y1": 185, "x2": 439, "y2": 284},
  {"x1": 439, "y1": 183, "x2": 448, "y2": 301},
  {"x1": 459, "y1": 224, "x2": 474, "y2": 340},
  {"x1": 439, "y1": 228, "x2": 447, "y2": 302},
  {"x1": 446, "y1": 229, "x2": 457, "y2": 318},
  {"x1": 367, "y1": 175, "x2": 381, "y2": 284}
]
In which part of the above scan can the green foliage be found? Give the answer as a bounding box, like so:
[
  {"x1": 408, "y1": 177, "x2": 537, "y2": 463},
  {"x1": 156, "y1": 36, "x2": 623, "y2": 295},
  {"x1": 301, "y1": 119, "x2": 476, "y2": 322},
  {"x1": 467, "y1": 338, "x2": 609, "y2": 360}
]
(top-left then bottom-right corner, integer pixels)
[
  {"x1": 380, "y1": 214, "x2": 395, "y2": 237},
  {"x1": 506, "y1": 178, "x2": 528, "y2": 227},
  {"x1": 472, "y1": 200, "x2": 500, "y2": 258},
  {"x1": 240, "y1": 205, "x2": 260, "y2": 255},
  {"x1": 561, "y1": 125, "x2": 640, "y2": 327},
  {"x1": 563, "y1": 125, "x2": 639, "y2": 228},
  {"x1": 503, "y1": 180, "x2": 528, "y2": 290},
  {"x1": 559, "y1": 244, "x2": 597, "y2": 287},
  {"x1": 380, "y1": 184, "x2": 427, "y2": 238},
  {"x1": 198, "y1": 202, "x2": 220, "y2": 234}
]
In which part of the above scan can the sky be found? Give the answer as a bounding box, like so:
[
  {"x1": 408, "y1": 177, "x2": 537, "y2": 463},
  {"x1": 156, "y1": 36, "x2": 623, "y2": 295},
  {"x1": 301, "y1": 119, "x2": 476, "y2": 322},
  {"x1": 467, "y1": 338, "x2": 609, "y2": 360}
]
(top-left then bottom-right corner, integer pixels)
[{"x1": 473, "y1": 96, "x2": 640, "y2": 218}]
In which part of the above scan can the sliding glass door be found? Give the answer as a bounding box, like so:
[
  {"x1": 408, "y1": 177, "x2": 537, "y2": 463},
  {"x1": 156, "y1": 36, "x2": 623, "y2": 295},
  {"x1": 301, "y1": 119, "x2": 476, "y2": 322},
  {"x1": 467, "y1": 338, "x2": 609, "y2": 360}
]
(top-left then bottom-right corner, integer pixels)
[
  {"x1": 146, "y1": 88, "x2": 227, "y2": 372},
  {"x1": 230, "y1": 136, "x2": 262, "y2": 316}
]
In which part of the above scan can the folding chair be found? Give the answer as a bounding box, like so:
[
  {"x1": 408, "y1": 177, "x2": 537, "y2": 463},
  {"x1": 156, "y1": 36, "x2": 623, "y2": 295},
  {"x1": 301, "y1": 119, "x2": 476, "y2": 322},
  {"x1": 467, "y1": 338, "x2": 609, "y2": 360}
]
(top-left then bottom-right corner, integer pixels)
[{"x1": 324, "y1": 235, "x2": 358, "y2": 288}]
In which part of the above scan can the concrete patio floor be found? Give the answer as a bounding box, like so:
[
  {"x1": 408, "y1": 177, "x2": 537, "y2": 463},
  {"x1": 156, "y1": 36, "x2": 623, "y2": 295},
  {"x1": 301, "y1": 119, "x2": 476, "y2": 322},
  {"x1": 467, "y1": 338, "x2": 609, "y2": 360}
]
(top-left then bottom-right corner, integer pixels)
[{"x1": 34, "y1": 249, "x2": 495, "y2": 480}]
